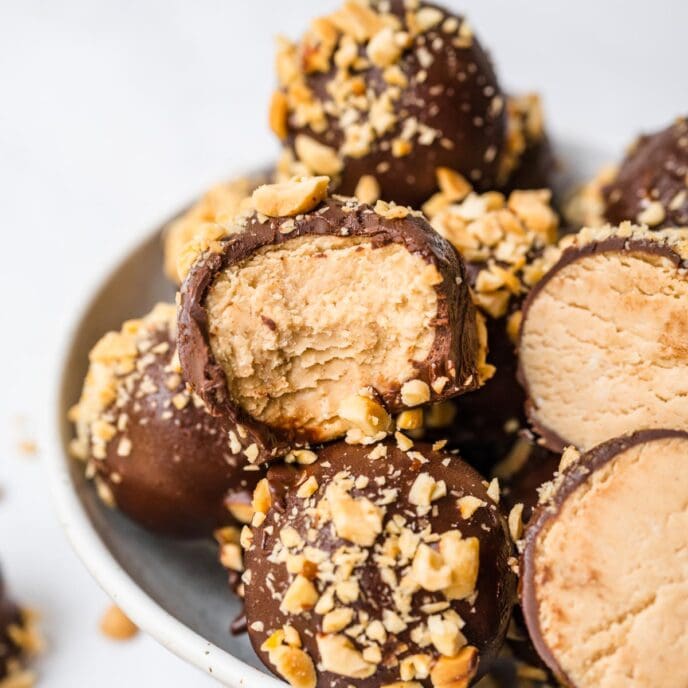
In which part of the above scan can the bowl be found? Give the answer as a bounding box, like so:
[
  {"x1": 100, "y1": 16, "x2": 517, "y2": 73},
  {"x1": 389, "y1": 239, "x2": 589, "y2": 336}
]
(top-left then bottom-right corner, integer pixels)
[{"x1": 48, "y1": 139, "x2": 607, "y2": 686}]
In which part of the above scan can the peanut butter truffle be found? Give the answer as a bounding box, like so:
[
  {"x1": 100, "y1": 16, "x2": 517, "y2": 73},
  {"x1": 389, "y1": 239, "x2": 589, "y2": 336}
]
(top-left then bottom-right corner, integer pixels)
[
  {"x1": 519, "y1": 224, "x2": 688, "y2": 452},
  {"x1": 69, "y1": 303, "x2": 261, "y2": 537},
  {"x1": 178, "y1": 177, "x2": 488, "y2": 460},
  {"x1": 242, "y1": 440, "x2": 516, "y2": 688},
  {"x1": 521, "y1": 430, "x2": 688, "y2": 688},
  {"x1": 494, "y1": 437, "x2": 560, "y2": 526},
  {"x1": 1, "y1": 571, "x2": 40, "y2": 683},
  {"x1": 163, "y1": 175, "x2": 266, "y2": 284},
  {"x1": 566, "y1": 117, "x2": 688, "y2": 231},
  {"x1": 604, "y1": 116, "x2": 688, "y2": 229},
  {"x1": 502, "y1": 94, "x2": 555, "y2": 194},
  {"x1": 423, "y1": 180, "x2": 559, "y2": 468},
  {"x1": 272, "y1": 0, "x2": 510, "y2": 208}
]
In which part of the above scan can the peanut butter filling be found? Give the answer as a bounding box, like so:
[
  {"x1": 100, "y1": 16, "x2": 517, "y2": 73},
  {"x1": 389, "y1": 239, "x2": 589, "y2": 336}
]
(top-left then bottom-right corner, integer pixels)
[
  {"x1": 532, "y1": 435, "x2": 688, "y2": 687},
  {"x1": 206, "y1": 234, "x2": 439, "y2": 441},
  {"x1": 521, "y1": 249, "x2": 688, "y2": 449}
]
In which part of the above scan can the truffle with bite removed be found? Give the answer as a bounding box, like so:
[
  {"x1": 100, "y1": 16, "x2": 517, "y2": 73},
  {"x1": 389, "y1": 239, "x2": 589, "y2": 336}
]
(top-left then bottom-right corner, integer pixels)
[
  {"x1": 519, "y1": 224, "x2": 688, "y2": 452},
  {"x1": 422, "y1": 178, "x2": 560, "y2": 470},
  {"x1": 69, "y1": 303, "x2": 262, "y2": 537},
  {"x1": 272, "y1": 0, "x2": 514, "y2": 209},
  {"x1": 521, "y1": 429, "x2": 688, "y2": 687},
  {"x1": 178, "y1": 177, "x2": 489, "y2": 461},
  {"x1": 242, "y1": 439, "x2": 516, "y2": 688},
  {"x1": 565, "y1": 116, "x2": 688, "y2": 231},
  {"x1": 163, "y1": 174, "x2": 267, "y2": 284},
  {"x1": 1, "y1": 570, "x2": 41, "y2": 684}
]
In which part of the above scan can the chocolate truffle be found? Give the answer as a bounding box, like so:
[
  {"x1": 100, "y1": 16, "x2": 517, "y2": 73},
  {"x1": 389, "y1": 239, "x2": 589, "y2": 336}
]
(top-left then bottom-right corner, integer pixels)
[
  {"x1": 178, "y1": 177, "x2": 490, "y2": 460},
  {"x1": 604, "y1": 116, "x2": 688, "y2": 228},
  {"x1": 502, "y1": 94, "x2": 555, "y2": 194},
  {"x1": 422, "y1": 180, "x2": 560, "y2": 469},
  {"x1": 69, "y1": 303, "x2": 261, "y2": 537},
  {"x1": 242, "y1": 440, "x2": 516, "y2": 688},
  {"x1": 519, "y1": 224, "x2": 688, "y2": 452},
  {"x1": 521, "y1": 430, "x2": 688, "y2": 687},
  {"x1": 0, "y1": 570, "x2": 40, "y2": 683},
  {"x1": 163, "y1": 175, "x2": 266, "y2": 285},
  {"x1": 565, "y1": 117, "x2": 688, "y2": 231},
  {"x1": 494, "y1": 437, "x2": 560, "y2": 525},
  {"x1": 271, "y1": 0, "x2": 511, "y2": 209}
]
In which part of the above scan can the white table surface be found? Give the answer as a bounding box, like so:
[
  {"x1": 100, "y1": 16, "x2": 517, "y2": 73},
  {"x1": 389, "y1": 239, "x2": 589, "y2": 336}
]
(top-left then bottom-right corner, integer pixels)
[{"x1": 0, "y1": 1, "x2": 685, "y2": 685}]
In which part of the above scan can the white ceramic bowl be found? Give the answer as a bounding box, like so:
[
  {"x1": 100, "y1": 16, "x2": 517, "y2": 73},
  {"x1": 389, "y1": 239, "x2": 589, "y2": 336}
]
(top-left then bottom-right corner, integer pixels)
[{"x1": 48, "y1": 139, "x2": 606, "y2": 686}]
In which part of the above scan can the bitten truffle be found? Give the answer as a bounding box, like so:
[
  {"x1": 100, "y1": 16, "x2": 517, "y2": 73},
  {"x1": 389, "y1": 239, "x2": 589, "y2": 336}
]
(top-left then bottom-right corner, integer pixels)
[
  {"x1": 242, "y1": 440, "x2": 516, "y2": 688},
  {"x1": 271, "y1": 0, "x2": 515, "y2": 208},
  {"x1": 422, "y1": 179, "x2": 559, "y2": 469},
  {"x1": 518, "y1": 224, "x2": 688, "y2": 452},
  {"x1": 163, "y1": 175, "x2": 266, "y2": 284},
  {"x1": 69, "y1": 303, "x2": 261, "y2": 537},
  {"x1": 0, "y1": 570, "x2": 40, "y2": 684},
  {"x1": 521, "y1": 430, "x2": 688, "y2": 688},
  {"x1": 178, "y1": 177, "x2": 489, "y2": 460},
  {"x1": 566, "y1": 116, "x2": 688, "y2": 231}
]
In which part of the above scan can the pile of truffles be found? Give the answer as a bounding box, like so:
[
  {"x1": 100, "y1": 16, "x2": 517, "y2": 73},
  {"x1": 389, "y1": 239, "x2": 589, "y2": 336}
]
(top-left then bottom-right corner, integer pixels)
[{"x1": 70, "y1": 2, "x2": 688, "y2": 687}]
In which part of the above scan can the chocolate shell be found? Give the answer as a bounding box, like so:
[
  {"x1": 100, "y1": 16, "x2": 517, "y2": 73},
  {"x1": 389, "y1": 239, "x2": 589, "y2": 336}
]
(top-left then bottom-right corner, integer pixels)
[
  {"x1": 69, "y1": 303, "x2": 261, "y2": 537},
  {"x1": 520, "y1": 429, "x2": 688, "y2": 687},
  {"x1": 272, "y1": 0, "x2": 509, "y2": 208},
  {"x1": 603, "y1": 116, "x2": 688, "y2": 229},
  {"x1": 242, "y1": 440, "x2": 516, "y2": 687},
  {"x1": 178, "y1": 185, "x2": 487, "y2": 461},
  {"x1": 565, "y1": 116, "x2": 688, "y2": 232}
]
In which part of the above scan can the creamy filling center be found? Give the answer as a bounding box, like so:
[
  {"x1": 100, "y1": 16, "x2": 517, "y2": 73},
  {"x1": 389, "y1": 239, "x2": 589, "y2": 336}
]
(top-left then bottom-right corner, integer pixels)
[
  {"x1": 533, "y1": 435, "x2": 688, "y2": 688},
  {"x1": 206, "y1": 235, "x2": 440, "y2": 440},
  {"x1": 521, "y1": 251, "x2": 688, "y2": 449}
]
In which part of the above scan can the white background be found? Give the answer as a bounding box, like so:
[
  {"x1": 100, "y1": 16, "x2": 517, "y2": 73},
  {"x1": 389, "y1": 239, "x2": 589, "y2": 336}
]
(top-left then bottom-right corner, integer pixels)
[{"x1": 0, "y1": 1, "x2": 686, "y2": 685}]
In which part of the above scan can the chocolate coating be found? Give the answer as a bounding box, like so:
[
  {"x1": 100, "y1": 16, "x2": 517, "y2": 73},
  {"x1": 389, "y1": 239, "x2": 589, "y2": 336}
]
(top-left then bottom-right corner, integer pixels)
[
  {"x1": 0, "y1": 570, "x2": 21, "y2": 680},
  {"x1": 603, "y1": 117, "x2": 688, "y2": 229},
  {"x1": 243, "y1": 440, "x2": 516, "y2": 687},
  {"x1": 178, "y1": 194, "x2": 483, "y2": 459},
  {"x1": 499, "y1": 438, "x2": 559, "y2": 525},
  {"x1": 70, "y1": 304, "x2": 260, "y2": 537},
  {"x1": 520, "y1": 429, "x2": 688, "y2": 687},
  {"x1": 503, "y1": 94, "x2": 555, "y2": 195},
  {"x1": 434, "y1": 316, "x2": 525, "y2": 474},
  {"x1": 505, "y1": 135, "x2": 555, "y2": 196},
  {"x1": 274, "y1": 0, "x2": 507, "y2": 208}
]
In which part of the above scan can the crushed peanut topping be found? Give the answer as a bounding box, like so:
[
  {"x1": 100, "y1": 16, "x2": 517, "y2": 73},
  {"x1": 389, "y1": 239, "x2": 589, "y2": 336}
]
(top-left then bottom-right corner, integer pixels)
[
  {"x1": 274, "y1": 0, "x2": 508, "y2": 192},
  {"x1": 252, "y1": 176, "x2": 330, "y2": 217},
  {"x1": 424, "y1": 176, "x2": 560, "y2": 320},
  {"x1": 164, "y1": 177, "x2": 260, "y2": 283},
  {"x1": 244, "y1": 440, "x2": 506, "y2": 687}
]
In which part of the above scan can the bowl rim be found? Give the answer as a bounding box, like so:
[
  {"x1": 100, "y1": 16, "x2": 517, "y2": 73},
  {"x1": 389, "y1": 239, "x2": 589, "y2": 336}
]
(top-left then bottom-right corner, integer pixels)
[{"x1": 46, "y1": 193, "x2": 283, "y2": 687}]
